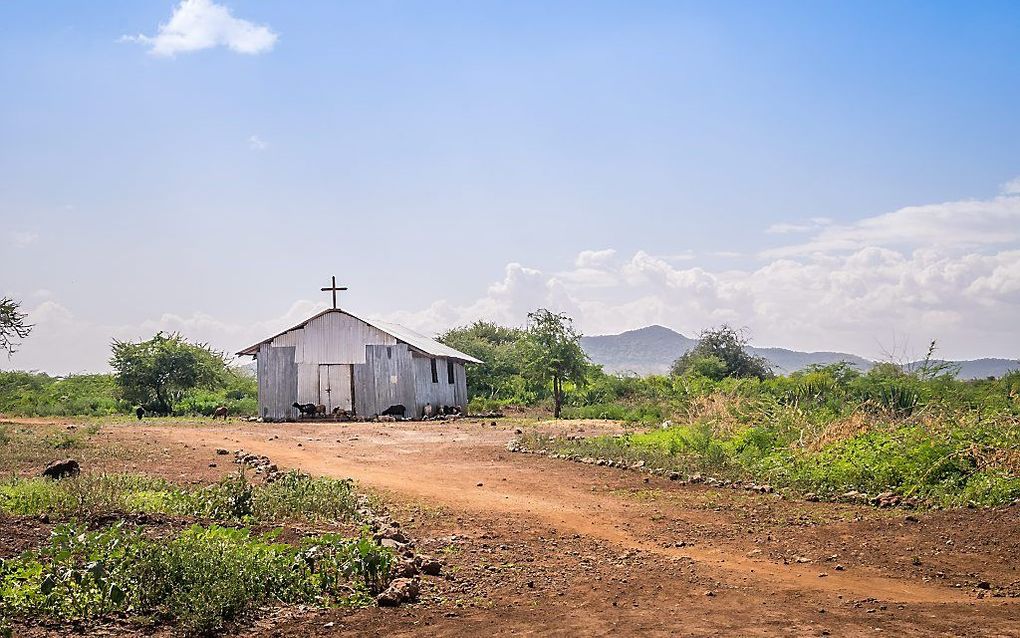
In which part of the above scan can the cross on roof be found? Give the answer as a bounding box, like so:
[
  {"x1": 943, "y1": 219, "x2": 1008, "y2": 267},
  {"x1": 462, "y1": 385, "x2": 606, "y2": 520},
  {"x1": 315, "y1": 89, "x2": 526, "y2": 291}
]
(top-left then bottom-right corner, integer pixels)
[{"x1": 320, "y1": 275, "x2": 348, "y2": 310}]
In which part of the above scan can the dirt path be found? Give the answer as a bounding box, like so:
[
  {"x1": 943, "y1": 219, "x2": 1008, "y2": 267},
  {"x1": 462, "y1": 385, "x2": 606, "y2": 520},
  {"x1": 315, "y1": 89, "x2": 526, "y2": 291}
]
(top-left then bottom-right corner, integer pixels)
[{"x1": 108, "y1": 419, "x2": 1019, "y2": 636}]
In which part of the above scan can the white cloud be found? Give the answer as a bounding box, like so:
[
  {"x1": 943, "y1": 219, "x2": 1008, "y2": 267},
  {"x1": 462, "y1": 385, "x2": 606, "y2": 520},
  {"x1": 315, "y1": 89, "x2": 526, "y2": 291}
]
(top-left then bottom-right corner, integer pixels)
[
  {"x1": 8, "y1": 182, "x2": 1020, "y2": 373},
  {"x1": 122, "y1": 0, "x2": 278, "y2": 57},
  {"x1": 383, "y1": 245, "x2": 1020, "y2": 360},
  {"x1": 574, "y1": 248, "x2": 616, "y2": 268},
  {"x1": 248, "y1": 135, "x2": 267, "y2": 151},
  {"x1": 766, "y1": 217, "x2": 833, "y2": 235},
  {"x1": 9, "y1": 231, "x2": 38, "y2": 247},
  {"x1": 765, "y1": 191, "x2": 1020, "y2": 257}
]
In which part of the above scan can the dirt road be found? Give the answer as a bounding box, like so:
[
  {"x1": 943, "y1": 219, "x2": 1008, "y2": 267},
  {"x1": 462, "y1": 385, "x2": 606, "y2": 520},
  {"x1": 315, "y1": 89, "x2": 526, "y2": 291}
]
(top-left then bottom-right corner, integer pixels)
[{"x1": 107, "y1": 418, "x2": 1019, "y2": 636}]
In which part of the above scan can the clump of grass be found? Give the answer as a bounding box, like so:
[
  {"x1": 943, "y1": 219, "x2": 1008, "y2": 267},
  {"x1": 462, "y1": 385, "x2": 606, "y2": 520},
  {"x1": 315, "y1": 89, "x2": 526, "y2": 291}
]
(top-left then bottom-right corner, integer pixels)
[
  {"x1": 0, "y1": 521, "x2": 394, "y2": 635},
  {"x1": 0, "y1": 471, "x2": 361, "y2": 524}
]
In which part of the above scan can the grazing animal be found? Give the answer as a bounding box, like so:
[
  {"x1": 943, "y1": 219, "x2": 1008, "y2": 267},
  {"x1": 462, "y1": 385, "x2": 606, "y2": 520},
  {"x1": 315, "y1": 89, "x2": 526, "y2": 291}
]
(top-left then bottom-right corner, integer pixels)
[
  {"x1": 381, "y1": 404, "x2": 406, "y2": 418},
  {"x1": 292, "y1": 402, "x2": 318, "y2": 417},
  {"x1": 423, "y1": 403, "x2": 434, "y2": 419},
  {"x1": 315, "y1": 404, "x2": 327, "y2": 416},
  {"x1": 135, "y1": 406, "x2": 145, "y2": 421},
  {"x1": 212, "y1": 406, "x2": 228, "y2": 420},
  {"x1": 42, "y1": 459, "x2": 80, "y2": 480}
]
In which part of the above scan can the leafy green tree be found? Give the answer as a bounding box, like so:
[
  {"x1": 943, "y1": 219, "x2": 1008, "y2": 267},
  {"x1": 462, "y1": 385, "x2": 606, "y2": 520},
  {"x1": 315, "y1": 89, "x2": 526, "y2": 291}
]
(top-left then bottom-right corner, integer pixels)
[
  {"x1": 671, "y1": 325, "x2": 772, "y2": 380},
  {"x1": 521, "y1": 309, "x2": 590, "y2": 418},
  {"x1": 109, "y1": 332, "x2": 228, "y2": 415},
  {"x1": 438, "y1": 321, "x2": 529, "y2": 400},
  {"x1": 0, "y1": 296, "x2": 33, "y2": 357}
]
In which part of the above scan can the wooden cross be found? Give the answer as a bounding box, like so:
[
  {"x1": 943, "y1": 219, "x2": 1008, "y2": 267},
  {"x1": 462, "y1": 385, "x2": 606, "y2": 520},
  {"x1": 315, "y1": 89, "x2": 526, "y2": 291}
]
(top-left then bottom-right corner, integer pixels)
[{"x1": 320, "y1": 275, "x2": 348, "y2": 309}]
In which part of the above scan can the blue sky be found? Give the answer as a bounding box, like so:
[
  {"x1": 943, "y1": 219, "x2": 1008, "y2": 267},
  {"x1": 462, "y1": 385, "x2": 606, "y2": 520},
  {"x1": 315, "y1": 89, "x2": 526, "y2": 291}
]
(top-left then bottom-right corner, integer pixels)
[{"x1": 2, "y1": 1, "x2": 1019, "y2": 373}]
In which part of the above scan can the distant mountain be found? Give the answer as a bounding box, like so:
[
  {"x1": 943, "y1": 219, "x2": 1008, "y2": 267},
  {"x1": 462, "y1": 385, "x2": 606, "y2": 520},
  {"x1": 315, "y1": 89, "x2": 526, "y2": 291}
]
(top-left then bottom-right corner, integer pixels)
[
  {"x1": 581, "y1": 325, "x2": 1018, "y2": 379},
  {"x1": 581, "y1": 326, "x2": 697, "y2": 376},
  {"x1": 919, "y1": 359, "x2": 1019, "y2": 381}
]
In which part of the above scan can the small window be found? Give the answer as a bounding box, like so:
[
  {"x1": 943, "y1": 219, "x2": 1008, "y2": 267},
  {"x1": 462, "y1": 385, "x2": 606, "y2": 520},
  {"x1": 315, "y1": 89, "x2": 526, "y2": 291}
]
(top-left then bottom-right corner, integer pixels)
[
  {"x1": 447, "y1": 360, "x2": 455, "y2": 384},
  {"x1": 387, "y1": 347, "x2": 392, "y2": 359},
  {"x1": 430, "y1": 358, "x2": 438, "y2": 384}
]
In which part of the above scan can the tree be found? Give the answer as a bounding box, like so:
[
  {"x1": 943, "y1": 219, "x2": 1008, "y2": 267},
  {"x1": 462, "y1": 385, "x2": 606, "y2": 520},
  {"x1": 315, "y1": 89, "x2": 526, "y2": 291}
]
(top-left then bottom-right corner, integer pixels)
[
  {"x1": 670, "y1": 325, "x2": 772, "y2": 380},
  {"x1": 109, "y1": 332, "x2": 228, "y2": 415},
  {"x1": 438, "y1": 321, "x2": 529, "y2": 400},
  {"x1": 520, "y1": 309, "x2": 590, "y2": 418},
  {"x1": 0, "y1": 297, "x2": 33, "y2": 357}
]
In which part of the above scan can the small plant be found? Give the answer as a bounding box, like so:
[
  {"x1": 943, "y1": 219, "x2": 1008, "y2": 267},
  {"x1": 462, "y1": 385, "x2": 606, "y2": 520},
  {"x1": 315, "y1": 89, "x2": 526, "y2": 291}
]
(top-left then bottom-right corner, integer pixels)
[{"x1": 0, "y1": 522, "x2": 395, "y2": 635}]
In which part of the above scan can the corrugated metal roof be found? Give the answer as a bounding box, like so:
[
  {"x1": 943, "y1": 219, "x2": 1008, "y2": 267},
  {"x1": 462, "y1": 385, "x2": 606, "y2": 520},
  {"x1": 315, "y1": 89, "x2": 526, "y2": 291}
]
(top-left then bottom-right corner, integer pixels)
[
  {"x1": 359, "y1": 317, "x2": 483, "y2": 364},
  {"x1": 237, "y1": 309, "x2": 483, "y2": 364}
]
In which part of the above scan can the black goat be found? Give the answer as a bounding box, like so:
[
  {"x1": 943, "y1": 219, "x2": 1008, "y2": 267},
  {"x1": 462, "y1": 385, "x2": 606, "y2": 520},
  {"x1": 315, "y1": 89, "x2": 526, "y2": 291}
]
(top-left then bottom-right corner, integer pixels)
[
  {"x1": 381, "y1": 404, "x2": 406, "y2": 418},
  {"x1": 292, "y1": 402, "x2": 318, "y2": 416}
]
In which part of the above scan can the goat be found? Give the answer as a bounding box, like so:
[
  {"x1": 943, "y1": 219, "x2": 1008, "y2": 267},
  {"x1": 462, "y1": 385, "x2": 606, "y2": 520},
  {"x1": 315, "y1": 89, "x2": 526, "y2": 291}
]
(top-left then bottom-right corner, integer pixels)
[
  {"x1": 292, "y1": 402, "x2": 318, "y2": 417},
  {"x1": 315, "y1": 404, "x2": 327, "y2": 416},
  {"x1": 212, "y1": 406, "x2": 228, "y2": 420},
  {"x1": 135, "y1": 406, "x2": 145, "y2": 421},
  {"x1": 423, "y1": 402, "x2": 434, "y2": 419},
  {"x1": 381, "y1": 404, "x2": 406, "y2": 418}
]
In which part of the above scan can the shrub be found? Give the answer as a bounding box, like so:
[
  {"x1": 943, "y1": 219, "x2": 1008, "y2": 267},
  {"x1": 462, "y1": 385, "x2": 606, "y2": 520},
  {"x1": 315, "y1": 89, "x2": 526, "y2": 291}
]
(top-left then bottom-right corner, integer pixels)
[{"x1": 0, "y1": 522, "x2": 394, "y2": 635}]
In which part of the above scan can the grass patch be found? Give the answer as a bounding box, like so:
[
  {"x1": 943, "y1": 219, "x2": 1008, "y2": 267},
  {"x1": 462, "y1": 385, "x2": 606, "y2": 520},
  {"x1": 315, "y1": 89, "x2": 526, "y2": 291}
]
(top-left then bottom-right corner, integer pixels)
[
  {"x1": 0, "y1": 521, "x2": 393, "y2": 635},
  {"x1": 521, "y1": 410, "x2": 1020, "y2": 507},
  {"x1": 0, "y1": 471, "x2": 360, "y2": 524}
]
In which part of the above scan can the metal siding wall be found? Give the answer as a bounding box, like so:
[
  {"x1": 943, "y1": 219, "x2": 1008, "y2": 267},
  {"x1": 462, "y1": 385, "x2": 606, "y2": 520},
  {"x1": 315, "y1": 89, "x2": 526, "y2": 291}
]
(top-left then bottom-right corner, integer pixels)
[
  {"x1": 356, "y1": 344, "x2": 415, "y2": 417},
  {"x1": 454, "y1": 363, "x2": 468, "y2": 408},
  {"x1": 295, "y1": 312, "x2": 396, "y2": 365},
  {"x1": 412, "y1": 355, "x2": 459, "y2": 416},
  {"x1": 258, "y1": 344, "x2": 298, "y2": 421},
  {"x1": 296, "y1": 364, "x2": 319, "y2": 405}
]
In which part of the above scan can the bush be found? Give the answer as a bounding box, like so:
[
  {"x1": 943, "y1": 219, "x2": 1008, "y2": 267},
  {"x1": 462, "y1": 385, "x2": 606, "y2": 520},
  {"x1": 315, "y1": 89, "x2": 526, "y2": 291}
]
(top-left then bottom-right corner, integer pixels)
[{"x1": 0, "y1": 522, "x2": 394, "y2": 635}]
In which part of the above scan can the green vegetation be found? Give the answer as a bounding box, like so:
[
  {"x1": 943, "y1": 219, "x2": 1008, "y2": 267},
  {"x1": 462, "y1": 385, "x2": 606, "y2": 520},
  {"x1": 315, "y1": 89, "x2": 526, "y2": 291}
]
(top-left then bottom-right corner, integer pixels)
[
  {"x1": 519, "y1": 309, "x2": 590, "y2": 418},
  {"x1": 439, "y1": 310, "x2": 596, "y2": 415},
  {"x1": 0, "y1": 470, "x2": 389, "y2": 634},
  {"x1": 110, "y1": 332, "x2": 235, "y2": 415},
  {"x1": 670, "y1": 325, "x2": 772, "y2": 380},
  {"x1": 0, "y1": 471, "x2": 359, "y2": 523},
  {"x1": 0, "y1": 522, "x2": 392, "y2": 634},
  {"x1": 0, "y1": 367, "x2": 256, "y2": 417},
  {"x1": 519, "y1": 363, "x2": 1020, "y2": 506}
]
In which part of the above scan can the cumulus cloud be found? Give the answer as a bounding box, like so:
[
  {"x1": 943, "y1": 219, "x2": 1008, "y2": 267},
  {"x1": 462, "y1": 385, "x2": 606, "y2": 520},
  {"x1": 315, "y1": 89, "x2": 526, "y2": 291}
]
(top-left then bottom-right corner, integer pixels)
[
  {"x1": 9, "y1": 181, "x2": 1020, "y2": 373},
  {"x1": 122, "y1": 0, "x2": 278, "y2": 57},
  {"x1": 1002, "y1": 176, "x2": 1020, "y2": 196},
  {"x1": 383, "y1": 245, "x2": 1020, "y2": 360},
  {"x1": 765, "y1": 191, "x2": 1020, "y2": 257},
  {"x1": 248, "y1": 135, "x2": 267, "y2": 151}
]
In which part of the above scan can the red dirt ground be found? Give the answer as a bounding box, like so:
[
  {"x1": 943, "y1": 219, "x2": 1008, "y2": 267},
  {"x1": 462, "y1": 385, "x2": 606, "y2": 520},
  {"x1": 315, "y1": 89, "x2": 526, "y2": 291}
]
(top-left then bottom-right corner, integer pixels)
[{"x1": 5, "y1": 417, "x2": 1019, "y2": 636}]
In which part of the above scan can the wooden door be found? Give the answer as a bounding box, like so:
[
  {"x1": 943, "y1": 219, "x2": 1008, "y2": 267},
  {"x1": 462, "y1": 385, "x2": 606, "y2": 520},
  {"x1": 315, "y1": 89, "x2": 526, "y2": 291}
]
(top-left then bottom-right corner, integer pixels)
[{"x1": 318, "y1": 364, "x2": 353, "y2": 413}]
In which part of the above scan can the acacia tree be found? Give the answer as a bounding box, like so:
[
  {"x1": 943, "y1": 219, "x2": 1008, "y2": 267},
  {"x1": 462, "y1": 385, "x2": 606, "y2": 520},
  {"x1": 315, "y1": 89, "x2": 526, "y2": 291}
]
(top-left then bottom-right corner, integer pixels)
[
  {"x1": 671, "y1": 325, "x2": 772, "y2": 380},
  {"x1": 521, "y1": 309, "x2": 589, "y2": 418},
  {"x1": 0, "y1": 297, "x2": 33, "y2": 357},
  {"x1": 109, "y1": 332, "x2": 228, "y2": 415}
]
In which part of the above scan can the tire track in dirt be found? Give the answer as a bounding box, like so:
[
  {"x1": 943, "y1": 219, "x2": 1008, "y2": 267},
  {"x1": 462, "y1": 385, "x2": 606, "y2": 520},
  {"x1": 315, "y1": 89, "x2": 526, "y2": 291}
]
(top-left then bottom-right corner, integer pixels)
[{"x1": 151, "y1": 422, "x2": 992, "y2": 606}]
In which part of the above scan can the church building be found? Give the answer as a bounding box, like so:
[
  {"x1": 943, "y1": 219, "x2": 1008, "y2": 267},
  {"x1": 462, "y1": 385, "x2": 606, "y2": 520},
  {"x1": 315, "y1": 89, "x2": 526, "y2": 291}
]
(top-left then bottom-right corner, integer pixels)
[{"x1": 237, "y1": 278, "x2": 481, "y2": 421}]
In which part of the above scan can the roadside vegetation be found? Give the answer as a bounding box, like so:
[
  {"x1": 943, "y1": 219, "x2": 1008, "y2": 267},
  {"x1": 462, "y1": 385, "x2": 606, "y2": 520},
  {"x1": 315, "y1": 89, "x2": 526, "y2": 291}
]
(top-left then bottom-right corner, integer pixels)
[
  {"x1": 0, "y1": 365, "x2": 256, "y2": 418},
  {"x1": 0, "y1": 470, "x2": 392, "y2": 635},
  {"x1": 442, "y1": 317, "x2": 1020, "y2": 507}
]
